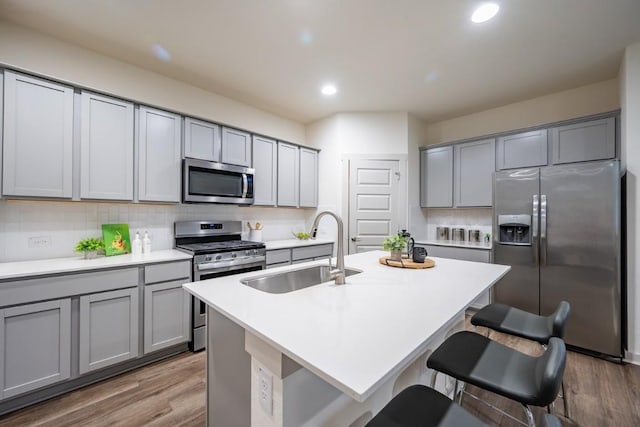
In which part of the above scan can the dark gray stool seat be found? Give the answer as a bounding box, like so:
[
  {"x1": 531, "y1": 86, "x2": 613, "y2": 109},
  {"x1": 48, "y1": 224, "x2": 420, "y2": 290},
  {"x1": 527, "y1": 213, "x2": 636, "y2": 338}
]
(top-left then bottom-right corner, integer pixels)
[
  {"x1": 471, "y1": 301, "x2": 571, "y2": 344},
  {"x1": 366, "y1": 385, "x2": 487, "y2": 427},
  {"x1": 427, "y1": 331, "x2": 566, "y2": 426}
]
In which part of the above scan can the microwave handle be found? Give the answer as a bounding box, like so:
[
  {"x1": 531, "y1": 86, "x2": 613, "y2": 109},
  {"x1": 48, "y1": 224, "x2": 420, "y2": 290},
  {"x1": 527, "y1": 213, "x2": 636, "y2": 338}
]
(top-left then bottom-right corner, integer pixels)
[{"x1": 242, "y1": 174, "x2": 248, "y2": 198}]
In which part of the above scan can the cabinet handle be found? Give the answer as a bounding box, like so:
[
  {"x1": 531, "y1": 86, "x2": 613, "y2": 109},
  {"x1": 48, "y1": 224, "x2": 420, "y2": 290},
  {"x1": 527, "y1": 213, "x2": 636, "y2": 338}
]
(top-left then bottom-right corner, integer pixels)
[{"x1": 351, "y1": 237, "x2": 361, "y2": 242}]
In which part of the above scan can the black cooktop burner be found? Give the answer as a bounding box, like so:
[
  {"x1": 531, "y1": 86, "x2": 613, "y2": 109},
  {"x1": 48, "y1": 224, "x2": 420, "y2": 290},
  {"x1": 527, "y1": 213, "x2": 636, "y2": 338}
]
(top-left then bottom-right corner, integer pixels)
[{"x1": 177, "y1": 240, "x2": 265, "y2": 255}]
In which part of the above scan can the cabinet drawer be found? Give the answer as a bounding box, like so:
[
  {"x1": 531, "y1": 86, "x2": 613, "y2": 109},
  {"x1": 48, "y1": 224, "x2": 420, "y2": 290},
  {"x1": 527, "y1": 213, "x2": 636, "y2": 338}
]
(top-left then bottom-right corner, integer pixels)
[
  {"x1": 291, "y1": 244, "x2": 333, "y2": 261},
  {"x1": 144, "y1": 261, "x2": 191, "y2": 284},
  {"x1": 0, "y1": 268, "x2": 139, "y2": 307},
  {"x1": 417, "y1": 245, "x2": 490, "y2": 263},
  {"x1": 266, "y1": 249, "x2": 291, "y2": 265}
]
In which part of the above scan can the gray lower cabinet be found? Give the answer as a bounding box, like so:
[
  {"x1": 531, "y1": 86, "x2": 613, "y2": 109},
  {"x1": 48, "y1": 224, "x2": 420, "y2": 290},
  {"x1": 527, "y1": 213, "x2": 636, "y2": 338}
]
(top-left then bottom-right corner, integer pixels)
[
  {"x1": 550, "y1": 117, "x2": 615, "y2": 164},
  {"x1": 0, "y1": 299, "x2": 71, "y2": 399},
  {"x1": 138, "y1": 106, "x2": 182, "y2": 202},
  {"x1": 496, "y1": 129, "x2": 548, "y2": 170},
  {"x1": 454, "y1": 138, "x2": 495, "y2": 207},
  {"x1": 299, "y1": 148, "x2": 319, "y2": 208},
  {"x1": 266, "y1": 244, "x2": 334, "y2": 268},
  {"x1": 277, "y1": 142, "x2": 300, "y2": 207},
  {"x1": 252, "y1": 135, "x2": 278, "y2": 206},
  {"x1": 80, "y1": 91, "x2": 135, "y2": 200},
  {"x1": 144, "y1": 280, "x2": 190, "y2": 354},
  {"x1": 183, "y1": 117, "x2": 221, "y2": 162},
  {"x1": 221, "y1": 127, "x2": 252, "y2": 167},
  {"x1": 2, "y1": 70, "x2": 74, "y2": 198},
  {"x1": 420, "y1": 146, "x2": 453, "y2": 208},
  {"x1": 79, "y1": 288, "x2": 139, "y2": 374}
]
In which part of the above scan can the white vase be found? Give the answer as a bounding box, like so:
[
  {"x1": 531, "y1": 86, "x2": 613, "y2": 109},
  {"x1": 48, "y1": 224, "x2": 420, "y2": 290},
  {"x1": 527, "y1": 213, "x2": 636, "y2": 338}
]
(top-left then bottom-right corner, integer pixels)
[
  {"x1": 390, "y1": 249, "x2": 403, "y2": 261},
  {"x1": 84, "y1": 250, "x2": 98, "y2": 260}
]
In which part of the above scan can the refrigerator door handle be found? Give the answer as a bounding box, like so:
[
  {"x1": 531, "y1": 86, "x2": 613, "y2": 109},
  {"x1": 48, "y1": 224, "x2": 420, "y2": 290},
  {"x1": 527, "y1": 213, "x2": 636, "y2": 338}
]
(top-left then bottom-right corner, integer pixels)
[
  {"x1": 540, "y1": 194, "x2": 547, "y2": 266},
  {"x1": 532, "y1": 195, "x2": 539, "y2": 265}
]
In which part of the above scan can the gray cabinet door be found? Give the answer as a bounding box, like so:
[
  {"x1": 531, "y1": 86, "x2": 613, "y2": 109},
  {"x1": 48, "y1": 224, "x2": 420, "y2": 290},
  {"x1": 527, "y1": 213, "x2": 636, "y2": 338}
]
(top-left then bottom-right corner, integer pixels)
[
  {"x1": 420, "y1": 146, "x2": 453, "y2": 207},
  {"x1": 454, "y1": 138, "x2": 495, "y2": 207},
  {"x1": 79, "y1": 288, "x2": 139, "y2": 374},
  {"x1": 252, "y1": 136, "x2": 278, "y2": 206},
  {"x1": 144, "y1": 280, "x2": 190, "y2": 354},
  {"x1": 184, "y1": 117, "x2": 221, "y2": 162},
  {"x1": 496, "y1": 129, "x2": 548, "y2": 170},
  {"x1": 550, "y1": 117, "x2": 616, "y2": 164},
  {"x1": 138, "y1": 106, "x2": 182, "y2": 202},
  {"x1": 80, "y1": 91, "x2": 134, "y2": 200},
  {"x1": 299, "y1": 148, "x2": 318, "y2": 208},
  {"x1": 277, "y1": 142, "x2": 300, "y2": 207},
  {"x1": 221, "y1": 127, "x2": 252, "y2": 167},
  {"x1": 0, "y1": 299, "x2": 71, "y2": 399},
  {"x1": 2, "y1": 71, "x2": 73, "y2": 198}
]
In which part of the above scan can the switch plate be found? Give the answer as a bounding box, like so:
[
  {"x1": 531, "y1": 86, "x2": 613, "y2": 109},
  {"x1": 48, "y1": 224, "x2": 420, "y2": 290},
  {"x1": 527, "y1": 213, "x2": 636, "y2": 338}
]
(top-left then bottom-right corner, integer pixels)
[
  {"x1": 258, "y1": 367, "x2": 273, "y2": 415},
  {"x1": 28, "y1": 236, "x2": 51, "y2": 248}
]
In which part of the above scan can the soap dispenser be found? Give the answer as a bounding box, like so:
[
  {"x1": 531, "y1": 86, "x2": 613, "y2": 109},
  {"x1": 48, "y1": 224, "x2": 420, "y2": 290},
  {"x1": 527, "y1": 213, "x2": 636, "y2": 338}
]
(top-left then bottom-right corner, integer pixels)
[
  {"x1": 132, "y1": 231, "x2": 142, "y2": 256},
  {"x1": 143, "y1": 231, "x2": 152, "y2": 254}
]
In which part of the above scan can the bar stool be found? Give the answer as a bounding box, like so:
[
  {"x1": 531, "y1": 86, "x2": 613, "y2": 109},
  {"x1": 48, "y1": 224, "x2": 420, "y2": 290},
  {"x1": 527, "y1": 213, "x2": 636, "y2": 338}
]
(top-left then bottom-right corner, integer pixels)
[
  {"x1": 471, "y1": 301, "x2": 571, "y2": 345},
  {"x1": 471, "y1": 301, "x2": 570, "y2": 416},
  {"x1": 365, "y1": 384, "x2": 564, "y2": 427},
  {"x1": 426, "y1": 331, "x2": 566, "y2": 427}
]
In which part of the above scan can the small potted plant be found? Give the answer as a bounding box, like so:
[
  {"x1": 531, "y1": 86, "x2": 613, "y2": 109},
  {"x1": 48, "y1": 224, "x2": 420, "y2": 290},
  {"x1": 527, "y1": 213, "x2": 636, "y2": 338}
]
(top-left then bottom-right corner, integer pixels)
[
  {"x1": 75, "y1": 237, "x2": 105, "y2": 259},
  {"x1": 383, "y1": 234, "x2": 408, "y2": 261}
]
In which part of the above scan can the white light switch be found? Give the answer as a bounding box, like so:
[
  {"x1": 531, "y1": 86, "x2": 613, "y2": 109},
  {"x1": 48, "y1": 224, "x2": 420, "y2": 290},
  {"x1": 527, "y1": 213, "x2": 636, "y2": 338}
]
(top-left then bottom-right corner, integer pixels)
[{"x1": 258, "y1": 367, "x2": 273, "y2": 415}]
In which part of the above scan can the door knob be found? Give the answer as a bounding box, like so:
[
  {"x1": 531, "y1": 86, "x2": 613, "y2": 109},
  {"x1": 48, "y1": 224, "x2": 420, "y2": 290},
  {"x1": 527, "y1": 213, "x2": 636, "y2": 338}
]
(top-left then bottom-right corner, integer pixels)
[{"x1": 351, "y1": 237, "x2": 361, "y2": 242}]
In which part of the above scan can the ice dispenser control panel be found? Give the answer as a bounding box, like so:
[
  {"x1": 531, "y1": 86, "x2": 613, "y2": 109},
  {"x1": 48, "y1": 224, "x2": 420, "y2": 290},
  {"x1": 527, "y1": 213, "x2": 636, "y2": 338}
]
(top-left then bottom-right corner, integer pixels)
[{"x1": 498, "y1": 214, "x2": 532, "y2": 246}]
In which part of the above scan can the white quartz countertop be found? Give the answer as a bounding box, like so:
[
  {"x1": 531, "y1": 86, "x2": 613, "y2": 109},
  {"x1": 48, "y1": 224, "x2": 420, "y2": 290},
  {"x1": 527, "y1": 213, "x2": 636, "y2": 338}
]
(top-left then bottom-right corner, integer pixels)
[
  {"x1": 183, "y1": 250, "x2": 510, "y2": 401},
  {"x1": 415, "y1": 239, "x2": 492, "y2": 250},
  {"x1": 0, "y1": 249, "x2": 193, "y2": 281},
  {"x1": 264, "y1": 238, "x2": 334, "y2": 250}
]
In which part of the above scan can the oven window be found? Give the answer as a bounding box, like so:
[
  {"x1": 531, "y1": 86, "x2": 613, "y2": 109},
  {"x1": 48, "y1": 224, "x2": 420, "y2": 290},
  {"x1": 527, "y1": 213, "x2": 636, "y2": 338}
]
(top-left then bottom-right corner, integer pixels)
[{"x1": 189, "y1": 167, "x2": 243, "y2": 197}]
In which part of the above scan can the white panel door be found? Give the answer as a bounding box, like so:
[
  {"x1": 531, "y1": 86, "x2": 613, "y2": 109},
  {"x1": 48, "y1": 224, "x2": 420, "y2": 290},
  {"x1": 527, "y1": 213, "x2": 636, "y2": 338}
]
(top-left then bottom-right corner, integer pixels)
[
  {"x1": 2, "y1": 71, "x2": 74, "y2": 198},
  {"x1": 349, "y1": 159, "x2": 400, "y2": 253},
  {"x1": 138, "y1": 106, "x2": 182, "y2": 202},
  {"x1": 80, "y1": 91, "x2": 134, "y2": 200}
]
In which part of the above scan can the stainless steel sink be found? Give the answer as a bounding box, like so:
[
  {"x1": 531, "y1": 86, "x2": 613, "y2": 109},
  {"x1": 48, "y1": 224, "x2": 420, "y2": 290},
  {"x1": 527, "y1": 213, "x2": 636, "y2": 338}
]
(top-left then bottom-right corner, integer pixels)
[{"x1": 241, "y1": 265, "x2": 362, "y2": 294}]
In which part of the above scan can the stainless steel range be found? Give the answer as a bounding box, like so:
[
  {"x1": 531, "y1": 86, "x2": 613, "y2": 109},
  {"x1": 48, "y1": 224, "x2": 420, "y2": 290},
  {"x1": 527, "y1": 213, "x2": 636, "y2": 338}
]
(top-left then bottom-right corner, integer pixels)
[{"x1": 175, "y1": 220, "x2": 266, "y2": 351}]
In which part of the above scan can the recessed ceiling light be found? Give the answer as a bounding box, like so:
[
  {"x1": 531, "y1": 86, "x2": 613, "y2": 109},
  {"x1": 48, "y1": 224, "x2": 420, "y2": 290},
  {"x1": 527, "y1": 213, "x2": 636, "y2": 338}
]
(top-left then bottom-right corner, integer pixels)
[
  {"x1": 471, "y1": 3, "x2": 499, "y2": 23},
  {"x1": 151, "y1": 43, "x2": 172, "y2": 61},
  {"x1": 321, "y1": 84, "x2": 337, "y2": 96}
]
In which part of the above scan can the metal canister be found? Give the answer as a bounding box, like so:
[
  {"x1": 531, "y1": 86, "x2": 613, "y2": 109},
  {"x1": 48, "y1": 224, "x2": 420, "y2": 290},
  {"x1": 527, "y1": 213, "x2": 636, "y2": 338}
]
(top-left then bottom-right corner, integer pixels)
[
  {"x1": 468, "y1": 229, "x2": 481, "y2": 242},
  {"x1": 452, "y1": 228, "x2": 465, "y2": 241},
  {"x1": 436, "y1": 227, "x2": 450, "y2": 240}
]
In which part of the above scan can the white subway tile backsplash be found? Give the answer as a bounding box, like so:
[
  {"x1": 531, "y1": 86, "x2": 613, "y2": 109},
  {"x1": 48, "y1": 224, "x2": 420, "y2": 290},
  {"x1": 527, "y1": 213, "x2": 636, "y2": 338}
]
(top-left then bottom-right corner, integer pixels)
[{"x1": 0, "y1": 200, "x2": 312, "y2": 262}]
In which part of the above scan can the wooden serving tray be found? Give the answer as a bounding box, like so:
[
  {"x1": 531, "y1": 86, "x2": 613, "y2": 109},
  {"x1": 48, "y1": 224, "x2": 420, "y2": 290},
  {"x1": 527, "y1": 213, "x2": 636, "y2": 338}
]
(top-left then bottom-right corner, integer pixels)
[{"x1": 379, "y1": 256, "x2": 435, "y2": 269}]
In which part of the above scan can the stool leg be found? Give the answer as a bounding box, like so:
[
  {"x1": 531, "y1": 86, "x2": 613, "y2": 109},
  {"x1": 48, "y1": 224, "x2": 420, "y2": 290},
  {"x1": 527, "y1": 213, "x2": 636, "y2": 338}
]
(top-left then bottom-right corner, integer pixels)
[
  {"x1": 562, "y1": 380, "x2": 570, "y2": 419},
  {"x1": 522, "y1": 404, "x2": 535, "y2": 427},
  {"x1": 430, "y1": 371, "x2": 438, "y2": 388}
]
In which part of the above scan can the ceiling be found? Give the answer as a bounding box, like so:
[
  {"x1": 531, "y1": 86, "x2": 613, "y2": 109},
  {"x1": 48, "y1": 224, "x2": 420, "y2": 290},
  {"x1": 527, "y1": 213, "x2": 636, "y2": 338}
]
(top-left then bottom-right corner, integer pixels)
[{"x1": 1, "y1": 0, "x2": 639, "y2": 124}]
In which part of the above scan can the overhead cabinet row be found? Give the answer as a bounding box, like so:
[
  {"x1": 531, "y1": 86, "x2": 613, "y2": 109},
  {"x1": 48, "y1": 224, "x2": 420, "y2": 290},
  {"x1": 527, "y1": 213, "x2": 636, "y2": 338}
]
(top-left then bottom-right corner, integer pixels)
[
  {"x1": 420, "y1": 114, "x2": 617, "y2": 208},
  {"x1": 1, "y1": 70, "x2": 318, "y2": 207}
]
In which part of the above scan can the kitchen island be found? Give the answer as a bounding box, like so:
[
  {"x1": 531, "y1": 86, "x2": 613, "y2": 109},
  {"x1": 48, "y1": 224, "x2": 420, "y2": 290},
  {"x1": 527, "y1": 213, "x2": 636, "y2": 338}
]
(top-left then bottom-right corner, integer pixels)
[{"x1": 183, "y1": 250, "x2": 510, "y2": 427}]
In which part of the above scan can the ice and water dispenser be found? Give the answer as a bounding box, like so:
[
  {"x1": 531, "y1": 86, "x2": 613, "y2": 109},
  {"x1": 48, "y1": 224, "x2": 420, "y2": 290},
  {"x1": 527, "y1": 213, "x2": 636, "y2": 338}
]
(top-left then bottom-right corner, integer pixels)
[{"x1": 498, "y1": 214, "x2": 531, "y2": 245}]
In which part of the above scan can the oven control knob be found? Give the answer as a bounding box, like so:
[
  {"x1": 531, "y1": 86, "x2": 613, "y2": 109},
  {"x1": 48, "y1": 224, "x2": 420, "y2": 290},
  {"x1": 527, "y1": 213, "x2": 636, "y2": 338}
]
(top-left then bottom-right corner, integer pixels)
[
  {"x1": 253, "y1": 249, "x2": 258, "y2": 255},
  {"x1": 231, "y1": 253, "x2": 237, "y2": 258},
  {"x1": 245, "y1": 250, "x2": 250, "y2": 256},
  {"x1": 215, "y1": 255, "x2": 222, "y2": 261}
]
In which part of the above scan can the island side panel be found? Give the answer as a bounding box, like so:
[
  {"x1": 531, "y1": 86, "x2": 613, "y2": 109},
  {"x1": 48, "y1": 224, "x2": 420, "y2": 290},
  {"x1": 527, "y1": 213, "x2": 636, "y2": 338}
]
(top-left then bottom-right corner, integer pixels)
[{"x1": 207, "y1": 307, "x2": 251, "y2": 427}]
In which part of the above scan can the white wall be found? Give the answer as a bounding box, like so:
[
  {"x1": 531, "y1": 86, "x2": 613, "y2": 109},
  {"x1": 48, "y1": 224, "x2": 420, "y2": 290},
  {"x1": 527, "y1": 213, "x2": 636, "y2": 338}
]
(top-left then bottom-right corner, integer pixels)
[
  {"x1": 425, "y1": 78, "x2": 620, "y2": 145},
  {"x1": 620, "y1": 42, "x2": 640, "y2": 363}
]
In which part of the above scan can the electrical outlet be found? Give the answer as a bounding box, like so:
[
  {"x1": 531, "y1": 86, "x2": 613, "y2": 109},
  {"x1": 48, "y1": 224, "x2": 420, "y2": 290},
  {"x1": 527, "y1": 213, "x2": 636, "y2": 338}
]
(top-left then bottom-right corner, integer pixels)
[
  {"x1": 28, "y1": 236, "x2": 51, "y2": 248},
  {"x1": 258, "y1": 367, "x2": 273, "y2": 415}
]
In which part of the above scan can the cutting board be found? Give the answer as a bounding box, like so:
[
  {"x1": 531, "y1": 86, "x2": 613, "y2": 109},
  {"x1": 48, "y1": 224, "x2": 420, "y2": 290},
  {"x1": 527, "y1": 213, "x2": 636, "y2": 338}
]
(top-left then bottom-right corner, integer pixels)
[{"x1": 379, "y1": 256, "x2": 435, "y2": 269}]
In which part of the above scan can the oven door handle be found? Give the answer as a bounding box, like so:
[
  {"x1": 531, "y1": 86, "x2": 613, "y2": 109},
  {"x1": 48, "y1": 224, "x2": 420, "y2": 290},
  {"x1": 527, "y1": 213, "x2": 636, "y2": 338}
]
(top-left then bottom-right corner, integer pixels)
[{"x1": 196, "y1": 255, "x2": 266, "y2": 271}]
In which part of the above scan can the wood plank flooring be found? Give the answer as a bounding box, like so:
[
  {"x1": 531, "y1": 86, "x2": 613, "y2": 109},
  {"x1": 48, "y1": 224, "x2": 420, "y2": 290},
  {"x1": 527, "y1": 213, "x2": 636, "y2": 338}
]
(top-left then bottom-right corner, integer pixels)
[{"x1": 1, "y1": 325, "x2": 639, "y2": 426}]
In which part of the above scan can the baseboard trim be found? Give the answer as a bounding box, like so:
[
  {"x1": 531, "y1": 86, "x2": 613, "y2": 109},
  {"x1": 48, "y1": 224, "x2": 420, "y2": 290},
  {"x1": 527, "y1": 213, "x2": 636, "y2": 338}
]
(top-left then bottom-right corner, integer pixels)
[{"x1": 624, "y1": 350, "x2": 640, "y2": 366}]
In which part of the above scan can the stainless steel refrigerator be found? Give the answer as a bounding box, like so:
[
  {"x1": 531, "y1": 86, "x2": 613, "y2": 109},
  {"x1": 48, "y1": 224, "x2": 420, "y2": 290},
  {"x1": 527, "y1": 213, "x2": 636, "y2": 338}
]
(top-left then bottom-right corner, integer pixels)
[{"x1": 493, "y1": 159, "x2": 622, "y2": 358}]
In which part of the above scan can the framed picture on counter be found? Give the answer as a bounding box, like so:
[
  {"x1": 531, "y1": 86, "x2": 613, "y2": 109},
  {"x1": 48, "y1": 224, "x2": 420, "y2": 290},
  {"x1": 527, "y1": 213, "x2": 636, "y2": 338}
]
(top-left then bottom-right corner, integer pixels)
[{"x1": 102, "y1": 224, "x2": 131, "y2": 256}]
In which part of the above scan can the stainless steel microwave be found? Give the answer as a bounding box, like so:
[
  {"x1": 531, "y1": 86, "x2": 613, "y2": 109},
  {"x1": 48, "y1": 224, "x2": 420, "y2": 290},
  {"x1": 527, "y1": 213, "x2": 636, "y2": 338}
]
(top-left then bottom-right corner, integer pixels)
[{"x1": 182, "y1": 158, "x2": 254, "y2": 204}]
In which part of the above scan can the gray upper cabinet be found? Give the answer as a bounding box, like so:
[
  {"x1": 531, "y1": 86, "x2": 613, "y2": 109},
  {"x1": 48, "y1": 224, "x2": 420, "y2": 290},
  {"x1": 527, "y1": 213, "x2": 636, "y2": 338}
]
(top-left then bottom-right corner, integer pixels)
[
  {"x1": 221, "y1": 127, "x2": 251, "y2": 167},
  {"x1": 138, "y1": 106, "x2": 182, "y2": 202},
  {"x1": 252, "y1": 135, "x2": 278, "y2": 206},
  {"x1": 79, "y1": 288, "x2": 139, "y2": 374},
  {"x1": 299, "y1": 148, "x2": 318, "y2": 208},
  {"x1": 80, "y1": 91, "x2": 134, "y2": 200},
  {"x1": 184, "y1": 117, "x2": 221, "y2": 162},
  {"x1": 454, "y1": 138, "x2": 495, "y2": 207},
  {"x1": 277, "y1": 142, "x2": 300, "y2": 207},
  {"x1": 420, "y1": 146, "x2": 453, "y2": 208},
  {"x1": 550, "y1": 117, "x2": 615, "y2": 164},
  {"x1": 496, "y1": 129, "x2": 547, "y2": 170},
  {"x1": 2, "y1": 71, "x2": 74, "y2": 198},
  {"x1": 0, "y1": 299, "x2": 71, "y2": 399}
]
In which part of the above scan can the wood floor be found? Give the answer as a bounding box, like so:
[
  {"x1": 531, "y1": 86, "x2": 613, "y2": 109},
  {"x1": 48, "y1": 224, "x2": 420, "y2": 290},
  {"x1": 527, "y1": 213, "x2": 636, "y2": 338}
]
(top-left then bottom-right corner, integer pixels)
[{"x1": 1, "y1": 327, "x2": 639, "y2": 426}]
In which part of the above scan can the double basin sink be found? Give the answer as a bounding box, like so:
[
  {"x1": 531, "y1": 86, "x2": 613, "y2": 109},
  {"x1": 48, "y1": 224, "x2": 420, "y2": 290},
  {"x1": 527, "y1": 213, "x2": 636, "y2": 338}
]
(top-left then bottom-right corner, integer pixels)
[{"x1": 241, "y1": 265, "x2": 362, "y2": 294}]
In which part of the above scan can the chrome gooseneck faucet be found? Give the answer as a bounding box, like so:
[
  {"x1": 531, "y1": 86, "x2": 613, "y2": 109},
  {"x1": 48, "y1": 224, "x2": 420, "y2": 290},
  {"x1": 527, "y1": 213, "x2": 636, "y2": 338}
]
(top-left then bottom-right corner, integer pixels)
[{"x1": 309, "y1": 211, "x2": 345, "y2": 285}]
